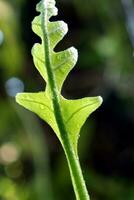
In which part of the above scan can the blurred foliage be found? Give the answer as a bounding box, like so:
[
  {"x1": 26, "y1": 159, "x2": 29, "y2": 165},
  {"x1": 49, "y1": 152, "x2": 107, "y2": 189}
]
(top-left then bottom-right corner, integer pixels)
[
  {"x1": 0, "y1": 0, "x2": 134, "y2": 199},
  {"x1": 0, "y1": 0, "x2": 24, "y2": 77}
]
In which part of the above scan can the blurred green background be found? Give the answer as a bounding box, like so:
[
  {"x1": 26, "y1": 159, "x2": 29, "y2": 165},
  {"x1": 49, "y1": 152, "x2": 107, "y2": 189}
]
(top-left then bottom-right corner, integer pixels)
[{"x1": 0, "y1": 0, "x2": 134, "y2": 199}]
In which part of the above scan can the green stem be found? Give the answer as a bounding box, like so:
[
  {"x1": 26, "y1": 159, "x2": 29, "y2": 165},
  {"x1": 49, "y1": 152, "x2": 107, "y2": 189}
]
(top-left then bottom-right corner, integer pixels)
[
  {"x1": 41, "y1": 1, "x2": 90, "y2": 199},
  {"x1": 63, "y1": 140, "x2": 90, "y2": 200}
]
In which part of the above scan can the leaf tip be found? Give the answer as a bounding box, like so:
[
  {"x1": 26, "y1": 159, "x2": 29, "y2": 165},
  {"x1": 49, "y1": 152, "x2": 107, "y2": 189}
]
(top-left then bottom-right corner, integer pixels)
[
  {"x1": 90, "y1": 96, "x2": 103, "y2": 111},
  {"x1": 36, "y1": 0, "x2": 57, "y2": 16},
  {"x1": 98, "y1": 96, "x2": 103, "y2": 105},
  {"x1": 70, "y1": 47, "x2": 78, "y2": 62},
  {"x1": 15, "y1": 93, "x2": 22, "y2": 105}
]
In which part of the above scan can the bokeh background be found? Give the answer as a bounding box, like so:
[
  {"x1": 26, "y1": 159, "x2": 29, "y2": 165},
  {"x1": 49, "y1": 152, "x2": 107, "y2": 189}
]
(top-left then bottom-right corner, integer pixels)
[{"x1": 0, "y1": 0, "x2": 134, "y2": 199}]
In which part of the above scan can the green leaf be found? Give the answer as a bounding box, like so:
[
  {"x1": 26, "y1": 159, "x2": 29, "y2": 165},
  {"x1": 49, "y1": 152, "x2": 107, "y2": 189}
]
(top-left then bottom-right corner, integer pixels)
[{"x1": 16, "y1": 0, "x2": 102, "y2": 154}]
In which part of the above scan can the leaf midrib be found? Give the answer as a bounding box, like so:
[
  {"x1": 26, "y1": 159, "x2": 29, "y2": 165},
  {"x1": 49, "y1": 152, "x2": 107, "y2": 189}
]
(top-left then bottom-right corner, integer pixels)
[{"x1": 41, "y1": 0, "x2": 70, "y2": 143}]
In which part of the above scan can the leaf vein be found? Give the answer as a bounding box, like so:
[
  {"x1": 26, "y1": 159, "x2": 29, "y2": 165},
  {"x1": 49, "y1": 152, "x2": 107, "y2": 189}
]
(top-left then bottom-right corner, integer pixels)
[
  {"x1": 33, "y1": 53, "x2": 71, "y2": 71},
  {"x1": 33, "y1": 22, "x2": 62, "y2": 35},
  {"x1": 20, "y1": 98, "x2": 53, "y2": 113},
  {"x1": 66, "y1": 102, "x2": 96, "y2": 124},
  {"x1": 53, "y1": 57, "x2": 71, "y2": 71}
]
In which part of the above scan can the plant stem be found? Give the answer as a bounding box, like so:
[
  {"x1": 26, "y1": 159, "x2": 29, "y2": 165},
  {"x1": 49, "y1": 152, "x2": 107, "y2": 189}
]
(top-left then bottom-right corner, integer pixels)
[
  {"x1": 41, "y1": 1, "x2": 90, "y2": 199},
  {"x1": 63, "y1": 138, "x2": 90, "y2": 200}
]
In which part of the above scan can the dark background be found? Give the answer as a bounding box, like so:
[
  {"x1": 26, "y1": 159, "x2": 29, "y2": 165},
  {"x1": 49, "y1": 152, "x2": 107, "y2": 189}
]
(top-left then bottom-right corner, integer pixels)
[{"x1": 0, "y1": 0, "x2": 134, "y2": 199}]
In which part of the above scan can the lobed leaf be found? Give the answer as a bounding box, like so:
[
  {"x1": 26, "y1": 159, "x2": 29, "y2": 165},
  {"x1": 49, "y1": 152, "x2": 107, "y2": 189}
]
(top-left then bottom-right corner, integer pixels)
[{"x1": 16, "y1": 0, "x2": 102, "y2": 154}]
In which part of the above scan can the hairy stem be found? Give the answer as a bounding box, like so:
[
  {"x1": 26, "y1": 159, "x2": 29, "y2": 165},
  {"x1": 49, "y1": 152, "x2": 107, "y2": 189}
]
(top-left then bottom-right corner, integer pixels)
[
  {"x1": 41, "y1": 1, "x2": 90, "y2": 199},
  {"x1": 63, "y1": 142, "x2": 90, "y2": 200}
]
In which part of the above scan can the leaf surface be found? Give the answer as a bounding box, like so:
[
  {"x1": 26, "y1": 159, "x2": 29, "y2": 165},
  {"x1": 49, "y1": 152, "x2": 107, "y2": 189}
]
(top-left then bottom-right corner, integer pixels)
[{"x1": 16, "y1": 0, "x2": 102, "y2": 153}]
